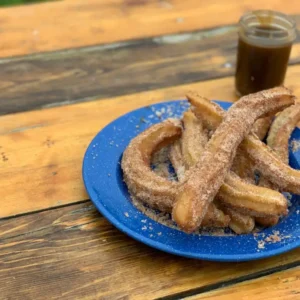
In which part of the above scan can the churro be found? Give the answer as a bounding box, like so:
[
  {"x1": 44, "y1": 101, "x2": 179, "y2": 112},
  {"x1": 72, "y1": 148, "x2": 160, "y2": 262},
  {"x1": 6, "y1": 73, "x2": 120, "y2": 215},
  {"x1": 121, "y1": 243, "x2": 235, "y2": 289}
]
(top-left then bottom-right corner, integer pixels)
[
  {"x1": 231, "y1": 115, "x2": 273, "y2": 183},
  {"x1": 231, "y1": 149, "x2": 256, "y2": 184},
  {"x1": 242, "y1": 135, "x2": 300, "y2": 193},
  {"x1": 267, "y1": 103, "x2": 300, "y2": 164},
  {"x1": 169, "y1": 140, "x2": 185, "y2": 182},
  {"x1": 256, "y1": 104, "x2": 300, "y2": 226},
  {"x1": 201, "y1": 205, "x2": 230, "y2": 227},
  {"x1": 256, "y1": 215, "x2": 279, "y2": 227},
  {"x1": 179, "y1": 111, "x2": 231, "y2": 227},
  {"x1": 122, "y1": 119, "x2": 229, "y2": 227},
  {"x1": 169, "y1": 133, "x2": 230, "y2": 227},
  {"x1": 220, "y1": 206, "x2": 255, "y2": 234},
  {"x1": 180, "y1": 111, "x2": 255, "y2": 234},
  {"x1": 181, "y1": 110, "x2": 208, "y2": 169},
  {"x1": 252, "y1": 116, "x2": 273, "y2": 140},
  {"x1": 122, "y1": 119, "x2": 182, "y2": 212},
  {"x1": 179, "y1": 108, "x2": 285, "y2": 219},
  {"x1": 218, "y1": 173, "x2": 287, "y2": 217},
  {"x1": 173, "y1": 87, "x2": 294, "y2": 232},
  {"x1": 185, "y1": 92, "x2": 290, "y2": 219},
  {"x1": 189, "y1": 89, "x2": 300, "y2": 194}
]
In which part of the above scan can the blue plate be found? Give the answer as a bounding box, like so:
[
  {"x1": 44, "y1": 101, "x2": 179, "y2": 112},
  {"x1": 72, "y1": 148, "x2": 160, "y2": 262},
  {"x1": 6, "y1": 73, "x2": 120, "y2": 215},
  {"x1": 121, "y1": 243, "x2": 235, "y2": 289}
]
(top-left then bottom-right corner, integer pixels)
[{"x1": 82, "y1": 100, "x2": 300, "y2": 262}]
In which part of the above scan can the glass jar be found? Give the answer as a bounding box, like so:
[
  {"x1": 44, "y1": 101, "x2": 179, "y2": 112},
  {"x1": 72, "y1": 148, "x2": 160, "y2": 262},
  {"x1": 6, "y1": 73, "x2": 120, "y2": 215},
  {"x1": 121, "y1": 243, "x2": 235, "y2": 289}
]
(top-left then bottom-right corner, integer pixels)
[{"x1": 235, "y1": 10, "x2": 297, "y2": 96}]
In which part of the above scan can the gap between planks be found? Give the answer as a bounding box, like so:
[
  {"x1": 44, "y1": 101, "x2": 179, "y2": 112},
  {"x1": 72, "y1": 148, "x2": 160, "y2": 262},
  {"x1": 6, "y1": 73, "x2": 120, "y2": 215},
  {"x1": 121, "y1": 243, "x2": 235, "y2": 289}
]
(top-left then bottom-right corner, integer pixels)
[
  {"x1": 184, "y1": 266, "x2": 300, "y2": 300},
  {"x1": 0, "y1": 199, "x2": 91, "y2": 223},
  {"x1": 157, "y1": 261, "x2": 300, "y2": 300}
]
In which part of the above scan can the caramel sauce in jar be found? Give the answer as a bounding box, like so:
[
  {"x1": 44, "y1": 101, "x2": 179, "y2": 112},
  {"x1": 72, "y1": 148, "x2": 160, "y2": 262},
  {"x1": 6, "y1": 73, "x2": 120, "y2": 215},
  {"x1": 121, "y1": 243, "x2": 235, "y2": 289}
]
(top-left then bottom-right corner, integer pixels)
[{"x1": 235, "y1": 10, "x2": 296, "y2": 96}]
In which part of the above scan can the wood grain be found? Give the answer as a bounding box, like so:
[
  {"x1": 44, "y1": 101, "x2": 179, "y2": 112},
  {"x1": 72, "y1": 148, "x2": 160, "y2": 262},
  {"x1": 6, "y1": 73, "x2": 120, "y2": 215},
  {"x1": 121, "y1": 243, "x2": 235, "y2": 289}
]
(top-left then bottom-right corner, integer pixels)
[
  {"x1": 0, "y1": 0, "x2": 300, "y2": 58},
  {"x1": 2, "y1": 64, "x2": 300, "y2": 218},
  {"x1": 0, "y1": 202, "x2": 299, "y2": 300},
  {"x1": 0, "y1": 24, "x2": 238, "y2": 115},
  {"x1": 1, "y1": 16, "x2": 300, "y2": 115},
  {"x1": 187, "y1": 267, "x2": 300, "y2": 300}
]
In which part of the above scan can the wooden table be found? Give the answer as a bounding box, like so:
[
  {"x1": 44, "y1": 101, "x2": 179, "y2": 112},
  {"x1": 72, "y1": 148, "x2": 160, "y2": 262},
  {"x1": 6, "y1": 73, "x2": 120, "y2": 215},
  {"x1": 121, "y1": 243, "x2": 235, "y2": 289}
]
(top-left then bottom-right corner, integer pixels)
[{"x1": 0, "y1": 1, "x2": 299, "y2": 299}]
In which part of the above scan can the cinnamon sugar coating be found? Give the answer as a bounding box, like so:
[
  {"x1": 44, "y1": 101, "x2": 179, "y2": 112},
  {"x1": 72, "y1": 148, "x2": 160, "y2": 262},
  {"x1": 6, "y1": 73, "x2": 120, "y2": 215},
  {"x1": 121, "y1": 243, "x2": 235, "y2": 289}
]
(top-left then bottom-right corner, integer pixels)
[{"x1": 173, "y1": 87, "x2": 295, "y2": 232}]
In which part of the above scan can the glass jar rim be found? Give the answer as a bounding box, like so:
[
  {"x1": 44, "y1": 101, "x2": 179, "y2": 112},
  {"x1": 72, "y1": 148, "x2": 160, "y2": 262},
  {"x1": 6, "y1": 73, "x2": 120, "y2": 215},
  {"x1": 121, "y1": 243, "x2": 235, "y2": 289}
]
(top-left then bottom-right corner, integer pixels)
[{"x1": 239, "y1": 10, "x2": 297, "y2": 43}]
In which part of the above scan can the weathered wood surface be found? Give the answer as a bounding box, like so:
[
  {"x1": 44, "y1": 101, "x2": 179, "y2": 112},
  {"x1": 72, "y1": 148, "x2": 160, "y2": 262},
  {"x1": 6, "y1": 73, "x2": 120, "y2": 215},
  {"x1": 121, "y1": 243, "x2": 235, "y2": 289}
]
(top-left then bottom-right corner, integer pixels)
[
  {"x1": 2, "y1": 63, "x2": 300, "y2": 219},
  {"x1": 0, "y1": 0, "x2": 299, "y2": 58},
  {"x1": 0, "y1": 24, "x2": 238, "y2": 115},
  {"x1": 0, "y1": 202, "x2": 299, "y2": 300},
  {"x1": 1, "y1": 15, "x2": 300, "y2": 115},
  {"x1": 187, "y1": 267, "x2": 300, "y2": 299},
  {"x1": 1, "y1": 2, "x2": 300, "y2": 299}
]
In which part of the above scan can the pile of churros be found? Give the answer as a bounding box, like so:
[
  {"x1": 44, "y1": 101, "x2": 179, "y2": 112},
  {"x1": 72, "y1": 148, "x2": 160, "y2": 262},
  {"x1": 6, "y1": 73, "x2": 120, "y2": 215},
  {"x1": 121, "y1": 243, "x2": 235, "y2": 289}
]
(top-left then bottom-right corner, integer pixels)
[{"x1": 122, "y1": 87, "x2": 300, "y2": 234}]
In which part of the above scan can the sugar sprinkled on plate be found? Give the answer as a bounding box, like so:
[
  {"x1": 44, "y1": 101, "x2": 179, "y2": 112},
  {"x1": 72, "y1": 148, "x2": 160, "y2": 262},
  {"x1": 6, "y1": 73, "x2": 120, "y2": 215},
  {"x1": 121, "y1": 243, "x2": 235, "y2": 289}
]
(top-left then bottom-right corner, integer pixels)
[
  {"x1": 291, "y1": 139, "x2": 300, "y2": 152},
  {"x1": 255, "y1": 230, "x2": 292, "y2": 250}
]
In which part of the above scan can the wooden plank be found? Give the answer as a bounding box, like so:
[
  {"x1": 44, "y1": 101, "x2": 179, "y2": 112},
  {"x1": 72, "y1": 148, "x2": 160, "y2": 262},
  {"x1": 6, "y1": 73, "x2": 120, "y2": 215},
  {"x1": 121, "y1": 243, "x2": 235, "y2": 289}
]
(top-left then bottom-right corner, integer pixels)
[
  {"x1": 1, "y1": 16, "x2": 300, "y2": 115},
  {"x1": 0, "y1": 202, "x2": 299, "y2": 299},
  {"x1": 0, "y1": 77, "x2": 234, "y2": 219},
  {"x1": 187, "y1": 267, "x2": 300, "y2": 300},
  {"x1": 2, "y1": 64, "x2": 300, "y2": 218},
  {"x1": 0, "y1": 24, "x2": 238, "y2": 115},
  {"x1": 0, "y1": 0, "x2": 299, "y2": 58}
]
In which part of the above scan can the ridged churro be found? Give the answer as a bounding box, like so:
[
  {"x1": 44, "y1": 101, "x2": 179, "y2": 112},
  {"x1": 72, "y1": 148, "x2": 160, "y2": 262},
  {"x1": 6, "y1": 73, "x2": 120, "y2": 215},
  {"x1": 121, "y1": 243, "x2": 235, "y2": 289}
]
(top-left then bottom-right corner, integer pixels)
[
  {"x1": 179, "y1": 109, "x2": 281, "y2": 222},
  {"x1": 187, "y1": 92, "x2": 291, "y2": 223},
  {"x1": 256, "y1": 103, "x2": 300, "y2": 226},
  {"x1": 220, "y1": 206, "x2": 255, "y2": 234},
  {"x1": 231, "y1": 149, "x2": 256, "y2": 184},
  {"x1": 189, "y1": 89, "x2": 300, "y2": 194},
  {"x1": 218, "y1": 173, "x2": 287, "y2": 217},
  {"x1": 122, "y1": 119, "x2": 182, "y2": 212},
  {"x1": 122, "y1": 119, "x2": 229, "y2": 227},
  {"x1": 231, "y1": 114, "x2": 272, "y2": 186},
  {"x1": 252, "y1": 116, "x2": 273, "y2": 140},
  {"x1": 201, "y1": 205, "x2": 230, "y2": 227},
  {"x1": 242, "y1": 136, "x2": 300, "y2": 193},
  {"x1": 179, "y1": 111, "x2": 231, "y2": 227},
  {"x1": 256, "y1": 215, "x2": 279, "y2": 227},
  {"x1": 172, "y1": 87, "x2": 294, "y2": 232},
  {"x1": 232, "y1": 115, "x2": 272, "y2": 183},
  {"x1": 267, "y1": 103, "x2": 300, "y2": 164},
  {"x1": 181, "y1": 111, "x2": 208, "y2": 169},
  {"x1": 169, "y1": 132, "x2": 230, "y2": 227},
  {"x1": 231, "y1": 116, "x2": 273, "y2": 225},
  {"x1": 169, "y1": 140, "x2": 185, "y2": 182},
  {"x1": 180, "y1": 111, "x2": 254, "y2": 234}
]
